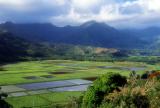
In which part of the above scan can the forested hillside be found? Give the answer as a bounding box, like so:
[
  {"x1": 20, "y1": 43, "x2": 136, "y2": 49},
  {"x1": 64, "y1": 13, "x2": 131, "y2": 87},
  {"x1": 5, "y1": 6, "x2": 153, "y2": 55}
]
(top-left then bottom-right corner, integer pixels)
[{"x1": 0, "y1": 31, "x2": 121, "y2": 63}]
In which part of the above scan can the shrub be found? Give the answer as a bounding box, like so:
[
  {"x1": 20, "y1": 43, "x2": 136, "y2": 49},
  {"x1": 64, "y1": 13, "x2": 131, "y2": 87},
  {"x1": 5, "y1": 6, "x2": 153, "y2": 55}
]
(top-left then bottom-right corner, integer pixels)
[
  {"x1": 65, "y1": 96, "x2": 83, "y2": 108},
  {"x1": 133, "y1": 94, "x2": 150, "y2": 108},
  {"x1": 101, "y1": 78, "x2": 159, "y2": 108},
  {"x1": 82, "y1": 73, "x2": 127, "y2": 108},
  {"x1": 101, "y1": 86, "x2": 150, "y2": 108},
  {"x1": 147, "y1": 79, "x2": 160, "y2": 108}
]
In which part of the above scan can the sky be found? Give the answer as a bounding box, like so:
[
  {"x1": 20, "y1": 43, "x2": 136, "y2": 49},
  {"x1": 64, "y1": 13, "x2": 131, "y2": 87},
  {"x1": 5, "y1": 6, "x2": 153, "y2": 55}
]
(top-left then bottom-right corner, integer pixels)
[{"x1": 0, "y1": 0, "x2": 160, "y2": 28}]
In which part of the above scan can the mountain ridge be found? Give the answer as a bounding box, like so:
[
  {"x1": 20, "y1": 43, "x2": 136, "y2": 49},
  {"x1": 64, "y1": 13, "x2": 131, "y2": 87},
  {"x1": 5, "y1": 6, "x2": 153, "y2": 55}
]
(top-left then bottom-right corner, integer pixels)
[{"x1": 0, "y1": 21, "x2": 147, "y2": 49}]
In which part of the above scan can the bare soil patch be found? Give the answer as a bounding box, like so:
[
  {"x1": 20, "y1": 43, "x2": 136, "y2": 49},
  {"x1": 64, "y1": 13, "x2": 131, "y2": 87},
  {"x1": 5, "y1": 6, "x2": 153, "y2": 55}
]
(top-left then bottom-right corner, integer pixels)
[{"x1": 83, "y1": 77, "x2": 98, "y2": 81}]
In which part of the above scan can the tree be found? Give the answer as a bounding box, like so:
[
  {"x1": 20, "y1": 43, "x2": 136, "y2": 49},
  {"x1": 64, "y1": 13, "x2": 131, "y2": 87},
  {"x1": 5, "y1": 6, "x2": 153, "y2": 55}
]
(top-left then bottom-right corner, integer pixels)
[{"x1": 82, "y1": 73, "x2": 127, "y2": 108}]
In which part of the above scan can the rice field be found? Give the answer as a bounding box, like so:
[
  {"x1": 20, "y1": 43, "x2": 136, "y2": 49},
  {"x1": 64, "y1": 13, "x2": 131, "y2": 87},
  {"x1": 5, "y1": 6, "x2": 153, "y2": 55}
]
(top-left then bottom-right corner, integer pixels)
[
  {"x1": 0, "y1": 60, "x2": 154, "y2": 85},
  {"x1": 6, "y1": 91, "x2": 83, "y2": 108},
  {"x1": 0, "y1": 60, "x2": 159, "y2": 108}
]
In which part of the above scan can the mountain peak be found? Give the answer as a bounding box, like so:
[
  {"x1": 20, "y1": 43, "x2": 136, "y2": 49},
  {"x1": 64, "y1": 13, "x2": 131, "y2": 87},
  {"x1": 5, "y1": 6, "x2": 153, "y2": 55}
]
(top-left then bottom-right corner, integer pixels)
[
  {"x1": 81, "y1": 20, "x2": 111, "y2": 29},
  {"x1": 2, "y1": 21, "x2": 14, "y2": 25},
  {"x1": 81, "y1": 20, "x2": 97, "y2": 26}
]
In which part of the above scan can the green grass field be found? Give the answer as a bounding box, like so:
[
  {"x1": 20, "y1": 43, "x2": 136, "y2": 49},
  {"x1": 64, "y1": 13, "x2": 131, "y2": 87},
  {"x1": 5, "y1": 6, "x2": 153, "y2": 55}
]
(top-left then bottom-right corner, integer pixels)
[
  {"x1": 1, "y1": 60, "x2": 160, "y2": 108},
  {"x1": 0, "y1": 60, "x2": 157, "y2": 85},
  {"x1": 6, "y1": 91, "x2": 83, "y2": 108}
]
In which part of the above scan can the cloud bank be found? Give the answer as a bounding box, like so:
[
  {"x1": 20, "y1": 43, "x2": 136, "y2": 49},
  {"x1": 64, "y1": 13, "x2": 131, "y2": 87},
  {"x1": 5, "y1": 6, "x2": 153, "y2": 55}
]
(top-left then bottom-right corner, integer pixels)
[{"x1": 0, "y1": 0, "x2": 160, "y2": 28}]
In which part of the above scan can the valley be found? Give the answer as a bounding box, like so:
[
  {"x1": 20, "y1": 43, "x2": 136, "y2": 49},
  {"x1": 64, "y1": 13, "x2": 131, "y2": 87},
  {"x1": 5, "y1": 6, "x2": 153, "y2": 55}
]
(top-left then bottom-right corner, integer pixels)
[
  {"x1": 0, "y1": 22, "x2": 160, "y2": 108},
  {"x1": 1, "y1": 0, "x2": 160, "y2": 107}
]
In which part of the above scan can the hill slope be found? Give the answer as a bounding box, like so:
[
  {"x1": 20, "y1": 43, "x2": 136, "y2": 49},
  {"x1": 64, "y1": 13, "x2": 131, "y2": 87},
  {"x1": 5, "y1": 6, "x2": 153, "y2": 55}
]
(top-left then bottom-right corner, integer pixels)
[
  {"x1": 0, "y1": 31, "x2": 120, "y2": 63},
  {"x1": 121, "y1": 26, "x2": 160, "y2": 49},
  {"x1": 0, "y1": 31, "x2": 31, "y2": 62}
]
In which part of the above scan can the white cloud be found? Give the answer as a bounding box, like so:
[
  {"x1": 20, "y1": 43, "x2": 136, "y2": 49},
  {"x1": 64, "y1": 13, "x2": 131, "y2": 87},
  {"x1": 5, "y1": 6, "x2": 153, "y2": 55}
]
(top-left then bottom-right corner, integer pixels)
[
  {"x1": 51, "y1": 1, "x2": 134, "y2": 25},
  {"x1": 0, "y1": 0, "x2": 38, "y2": 12},
  {"x1": 51, "y1": 8, "x2": 84, "y2": 26},
  {"x1": 123, "y1": 0, "x2": 160, "y2": 13},
  {"x1": 146, "y1": 0, "x2": 160, "y2": 12},
  {"x1": 0, "y1": 0, "x2": 67, "y2": 11},
  {"x1": 41, "y1": 0, "x2": 67, "y2": 6},
  {"x1": 72, "y1": 0, "x2": 98, "y2": 8},
  {"x1": 0, "y1": 0, "x2": 25, "y2": 6},
  {"x1": 0, "y1": 0, "x2": 160, "y2": 28},
  {"x1": 0, "y1": 0, "x2": 66, "y2": 6},
  {"x1": 71, "y1": 0, "x2": 101, "y2": 11},
  {"x1": 51, "y1": 0, "x2": 160, "y2": 28}
]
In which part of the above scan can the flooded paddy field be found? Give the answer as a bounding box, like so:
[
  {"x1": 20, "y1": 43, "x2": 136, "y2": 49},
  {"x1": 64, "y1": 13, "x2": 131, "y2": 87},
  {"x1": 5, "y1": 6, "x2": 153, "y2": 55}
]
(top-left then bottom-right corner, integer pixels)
[
  {"x1": 96, "y1": 66, "x2": 146, "y2": 71},
  {"x1": 1, "y1": 79, "x2": 92, "y2": 97}
]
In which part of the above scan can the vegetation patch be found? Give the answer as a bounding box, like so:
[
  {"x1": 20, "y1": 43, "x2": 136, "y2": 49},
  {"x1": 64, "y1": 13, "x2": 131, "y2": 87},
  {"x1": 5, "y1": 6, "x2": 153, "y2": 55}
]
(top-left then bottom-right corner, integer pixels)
[
  {"x1": 82, "y1": 73, "x2": 127, "y2": 108},
  {"x1": 1, "y1": 86, "x2": 25, "y2": 93},
  {"x1": 23, "y1": 76, "x2": 40, "y2": 80},
  {"x1": 49, "y1": 72, "x2": 73, "y2": 75},
  {"x1": 97, "y1": 66, "x2": 146, "y2": 71},
  {"x1": 6, "y1": 92, "x2": 82, "y2": 108},
  {"x1": 0, "y1": 60, "x2": 153, "y2": 85},
  {"x1": 96, "y1": 66, "x2": 129, "y2": 70},
  {"x1": 64, "y1": 72, "x2": 160, "y2": 108},
  {"x1": 10, "y1": 92, "x2": 27, "y2": 97},
  {"x1": 0, "y1": 67, "x2": 5, "y2": 71},
  {"x1": 27, "y1": 90, "x2": 49, "y2": 95}
]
